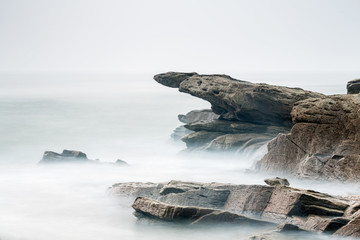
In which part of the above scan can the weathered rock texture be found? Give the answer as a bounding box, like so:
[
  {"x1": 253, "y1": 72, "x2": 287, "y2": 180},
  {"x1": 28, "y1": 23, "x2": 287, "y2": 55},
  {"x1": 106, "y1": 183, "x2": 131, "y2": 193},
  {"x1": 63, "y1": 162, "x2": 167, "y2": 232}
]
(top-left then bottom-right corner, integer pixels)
[
  {"x1": 347, "y1": 79, "x2": 360, "y2": 94},
  {"x1": 257, "y1": 94, "x2": 360, "y2": 182},
  {"x1": 155, "y1": 72, "x2": 322, "y2": 154},
  {"x1": 132, "y1": 197, "x2": 269, "y2": 225},
  {"x1": 110, "y1": 180, "x2": 360, "y2": 237},
  {"x1": 154, "y1": 72, "x2": 323, "y2": 125}
]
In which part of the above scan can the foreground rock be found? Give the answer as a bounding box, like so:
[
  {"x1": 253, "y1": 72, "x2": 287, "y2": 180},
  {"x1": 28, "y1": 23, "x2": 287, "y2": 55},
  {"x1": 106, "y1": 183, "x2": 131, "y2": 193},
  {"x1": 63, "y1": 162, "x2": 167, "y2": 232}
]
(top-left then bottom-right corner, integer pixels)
[
  {"x1": 155, "y1": 72, "x2": 322, "y2": 154},
  {"x1": 109, "y1": 179, "x2": 360, "y2": 238},
  {"x1": 39, "y1": 149, "x2": 128, "y2": 165},
  {"x1": 132, "y1": 197, "x2": 271, "y2": 225},
  {"x1": 257, "y1": 94, "x2": 360, "y2": 182}
]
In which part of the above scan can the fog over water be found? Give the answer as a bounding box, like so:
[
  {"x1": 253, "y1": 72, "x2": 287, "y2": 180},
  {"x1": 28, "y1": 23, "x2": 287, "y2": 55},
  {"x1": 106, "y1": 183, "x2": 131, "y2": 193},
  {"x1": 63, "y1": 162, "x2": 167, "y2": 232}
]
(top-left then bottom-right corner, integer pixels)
[{"x1": 0, "y1": 73, "x2": 358, "y2": 240}]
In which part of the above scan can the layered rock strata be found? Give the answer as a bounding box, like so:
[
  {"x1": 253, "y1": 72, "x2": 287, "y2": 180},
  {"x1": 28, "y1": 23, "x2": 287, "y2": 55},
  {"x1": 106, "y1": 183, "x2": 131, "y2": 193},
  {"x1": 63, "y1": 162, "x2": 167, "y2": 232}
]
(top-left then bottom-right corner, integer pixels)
[
  {"x1": 110, "y1": 180, "x2": 360, "y2": 238},
  {"x1": 155, "y1": 72, "x2": 323, "y2": 154}
]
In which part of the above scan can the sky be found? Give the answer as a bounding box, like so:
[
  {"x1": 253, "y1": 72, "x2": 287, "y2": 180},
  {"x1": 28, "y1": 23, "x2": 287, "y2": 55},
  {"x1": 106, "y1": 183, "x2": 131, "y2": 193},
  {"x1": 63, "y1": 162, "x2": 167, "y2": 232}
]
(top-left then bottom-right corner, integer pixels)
[{"x1": 0, "y1": 0, "x2": 360, "y2": 74}]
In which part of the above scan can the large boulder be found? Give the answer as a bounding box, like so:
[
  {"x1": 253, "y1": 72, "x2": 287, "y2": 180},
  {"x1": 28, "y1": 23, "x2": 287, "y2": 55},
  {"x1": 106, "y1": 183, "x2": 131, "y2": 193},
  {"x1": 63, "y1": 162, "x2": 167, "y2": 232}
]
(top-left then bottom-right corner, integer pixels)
[
  {"x1": 154, "y1": 72, "x2": 323, "y2": 126},
  {"x1": 256, "y1": 94, "x2": 360, "y2": 181}
]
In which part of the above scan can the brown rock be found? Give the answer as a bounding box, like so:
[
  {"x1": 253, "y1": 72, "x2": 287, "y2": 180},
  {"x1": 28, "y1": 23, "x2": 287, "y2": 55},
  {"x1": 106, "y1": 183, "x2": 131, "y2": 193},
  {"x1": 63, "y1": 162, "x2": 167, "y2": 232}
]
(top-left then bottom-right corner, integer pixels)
[{"x1": 257, "y1": 94, "x2": 360, "y2": 181}]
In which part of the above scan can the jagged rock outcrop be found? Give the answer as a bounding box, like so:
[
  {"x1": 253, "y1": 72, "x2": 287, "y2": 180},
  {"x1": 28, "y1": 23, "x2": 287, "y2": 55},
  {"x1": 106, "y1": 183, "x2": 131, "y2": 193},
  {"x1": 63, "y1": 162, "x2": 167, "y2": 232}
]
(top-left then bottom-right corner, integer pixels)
[
  {"x1": 109, "y1": 180, "x2": 359, "y2": 236},
  {"x1": 154, "y1": 72, "x2": 323, "y2": 126},
  {"x1": 256, "y1": 94, "x2": 360, "y2": 182},
  {"x1": 155, "y1": 72, "x2": 322, "y2": 154},
  {"x1": 347, "y1": 79, "x2": 360, "y2": 94}
]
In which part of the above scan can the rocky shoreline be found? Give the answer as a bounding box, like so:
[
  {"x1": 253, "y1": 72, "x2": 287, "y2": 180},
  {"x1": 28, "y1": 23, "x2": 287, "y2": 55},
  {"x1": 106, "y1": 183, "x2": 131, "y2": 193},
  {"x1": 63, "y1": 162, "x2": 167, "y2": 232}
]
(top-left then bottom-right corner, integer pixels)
[
  {"x1": 156, "y1": 72, "x2": 360, "y2": 182},
  {"x1": 42, "y1": 72, "x2": 360, "y2": 239},
  {"x1": 109, "y1": 179, "x2": 360, "y2": 239},
  {"x1": 106, "y1": 72, "x2": 360, "y2": 239}
]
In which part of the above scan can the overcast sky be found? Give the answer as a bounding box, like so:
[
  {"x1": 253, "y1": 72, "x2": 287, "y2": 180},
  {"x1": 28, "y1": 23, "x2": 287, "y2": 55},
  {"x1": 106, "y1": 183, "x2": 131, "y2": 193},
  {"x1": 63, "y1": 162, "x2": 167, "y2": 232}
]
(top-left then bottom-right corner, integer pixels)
[{"x1": 1, "y1": 0, "x2": 360, "y2": 74}]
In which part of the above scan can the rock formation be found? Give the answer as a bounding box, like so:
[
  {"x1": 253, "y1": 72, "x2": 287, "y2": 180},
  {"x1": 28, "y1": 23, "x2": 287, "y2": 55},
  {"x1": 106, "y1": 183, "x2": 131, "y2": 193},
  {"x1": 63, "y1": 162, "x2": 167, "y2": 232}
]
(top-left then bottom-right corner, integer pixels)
[
  {"x1": 347, "y1": 79, "x2": 360, "y2": 94},
  {"x1": 256, "y1": 94, "x2": 360, "y2": 182},
  {"x1": 39, "y1": 149, "x2": 128, "y2": 165},
  {"x1": 110, "y1": 180, "x2": 360, "y2": 238},
  {"x1": 154, "y1": 72, "x2": 322, "y2": 154},
  {"x1": 40, "y1": 149, "x2": 89, "y2": 163}
]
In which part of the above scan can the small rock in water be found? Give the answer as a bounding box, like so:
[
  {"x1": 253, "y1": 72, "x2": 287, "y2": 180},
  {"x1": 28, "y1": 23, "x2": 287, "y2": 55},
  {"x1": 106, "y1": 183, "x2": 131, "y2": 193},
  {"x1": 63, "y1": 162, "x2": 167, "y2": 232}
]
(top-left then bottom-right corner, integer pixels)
[
  {"x1": 115, "y1": 159, "x2": 128, "y2": 165},
  {"x1": 264, "y1": 177, "x2": 290, "y2": 186},
  {"x1": 40, "y1": 149, "x2": 89, "y2": 164}
]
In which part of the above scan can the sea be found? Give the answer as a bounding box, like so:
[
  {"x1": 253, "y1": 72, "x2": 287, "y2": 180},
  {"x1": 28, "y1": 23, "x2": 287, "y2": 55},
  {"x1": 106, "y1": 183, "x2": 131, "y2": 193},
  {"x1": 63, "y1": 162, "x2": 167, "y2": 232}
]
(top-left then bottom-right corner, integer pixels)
[{"x1": 0, "y1": 72, "x2": 358, "y2": 240}]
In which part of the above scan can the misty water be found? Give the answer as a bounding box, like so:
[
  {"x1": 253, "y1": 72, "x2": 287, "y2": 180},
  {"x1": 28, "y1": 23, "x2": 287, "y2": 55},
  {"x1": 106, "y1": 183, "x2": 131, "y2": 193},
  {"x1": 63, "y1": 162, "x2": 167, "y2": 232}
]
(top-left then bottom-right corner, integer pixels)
[{"x1": 0, "y1": 73, "x2": 357, "y2": 240}]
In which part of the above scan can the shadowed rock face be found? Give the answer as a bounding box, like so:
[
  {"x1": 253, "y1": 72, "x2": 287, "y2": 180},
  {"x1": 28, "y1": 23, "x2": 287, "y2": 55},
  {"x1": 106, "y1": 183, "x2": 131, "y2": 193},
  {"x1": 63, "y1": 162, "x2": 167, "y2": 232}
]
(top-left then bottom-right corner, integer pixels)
[
  {"x1": 257, "y1": 94, "x2": 360, "y2": 182},
  {"x1": 347, "y1": 79, "x2": 360, "y2": 94}
]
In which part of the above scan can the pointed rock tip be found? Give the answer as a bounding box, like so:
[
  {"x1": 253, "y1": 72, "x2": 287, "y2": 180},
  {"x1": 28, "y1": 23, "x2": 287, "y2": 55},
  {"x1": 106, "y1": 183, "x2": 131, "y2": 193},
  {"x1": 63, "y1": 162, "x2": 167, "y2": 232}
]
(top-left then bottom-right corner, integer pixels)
[{"x1": 153, "y1": 72, "x2": 198, "y2": 88}]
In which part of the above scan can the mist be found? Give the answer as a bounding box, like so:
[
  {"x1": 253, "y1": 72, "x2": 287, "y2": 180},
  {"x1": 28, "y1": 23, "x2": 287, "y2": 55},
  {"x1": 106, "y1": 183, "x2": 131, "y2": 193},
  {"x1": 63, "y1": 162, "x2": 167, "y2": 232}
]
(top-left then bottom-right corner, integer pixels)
[
  {"x1": 1, "y1": 0, "x2": 360, "y2": 239},
  {"x1": 0, "y1": 73, "x2": 359, "y2": 240}
]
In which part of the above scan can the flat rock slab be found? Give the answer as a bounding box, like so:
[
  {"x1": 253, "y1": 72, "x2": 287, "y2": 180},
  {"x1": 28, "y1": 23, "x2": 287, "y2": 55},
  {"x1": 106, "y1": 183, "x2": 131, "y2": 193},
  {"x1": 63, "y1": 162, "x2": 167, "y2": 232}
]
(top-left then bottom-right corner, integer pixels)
[{"x1": 132, "y1": 197, "x2": 272, "y2": 226}]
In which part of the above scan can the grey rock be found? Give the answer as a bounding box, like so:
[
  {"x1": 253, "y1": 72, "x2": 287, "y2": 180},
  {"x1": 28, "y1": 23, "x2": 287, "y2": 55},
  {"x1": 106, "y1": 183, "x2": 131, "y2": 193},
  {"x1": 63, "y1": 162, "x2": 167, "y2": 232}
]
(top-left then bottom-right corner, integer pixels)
[
  {"x1": 347, "y1": 79, "x2": 360, "y2": 94},
  {"x1": 181, "y1": 131, "x2": 224, "y2": 148},
  {"x1": 178, "y1": 109, "x2": 219, "y2": 124},
  {"x1": 115, "y1": 159, "x2": 128, "y2": 165},
  {"x1": 264, "y1": 177, "x2": 290, "y2": 187},
  {"x1": 154, "y1": 72, "x2": 323, "y2": 126},
  {"x1": 132, "y1": 197, "x2": 271, "y2": 226},
  {"x1": 40, "y1": 149, "x2": 88, "y2": 164}
]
